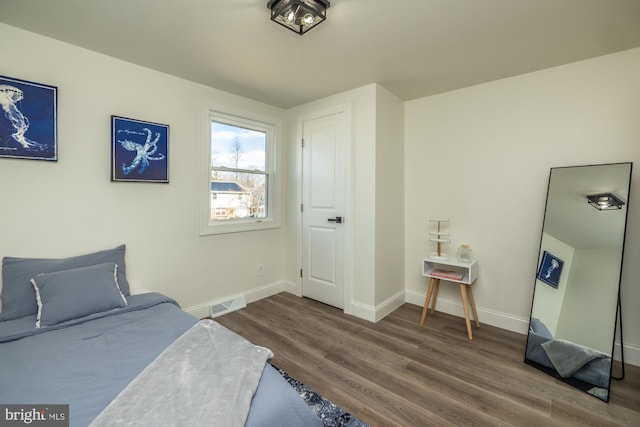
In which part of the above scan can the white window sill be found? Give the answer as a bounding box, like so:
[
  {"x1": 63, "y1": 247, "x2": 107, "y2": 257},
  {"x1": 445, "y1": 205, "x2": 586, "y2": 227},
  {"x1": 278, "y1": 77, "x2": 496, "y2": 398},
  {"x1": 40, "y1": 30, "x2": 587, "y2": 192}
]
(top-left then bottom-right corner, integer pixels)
[{"x1": 199, "y1": 218, "x2": 280, "y2": 235}]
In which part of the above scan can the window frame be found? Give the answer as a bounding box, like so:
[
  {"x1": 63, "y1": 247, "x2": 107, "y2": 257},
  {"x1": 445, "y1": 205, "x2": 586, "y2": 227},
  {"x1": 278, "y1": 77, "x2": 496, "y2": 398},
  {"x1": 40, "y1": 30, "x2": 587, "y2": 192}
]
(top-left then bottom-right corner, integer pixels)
[{"x1": 200, "y1": 106, "x2": 281, "y2": 235}]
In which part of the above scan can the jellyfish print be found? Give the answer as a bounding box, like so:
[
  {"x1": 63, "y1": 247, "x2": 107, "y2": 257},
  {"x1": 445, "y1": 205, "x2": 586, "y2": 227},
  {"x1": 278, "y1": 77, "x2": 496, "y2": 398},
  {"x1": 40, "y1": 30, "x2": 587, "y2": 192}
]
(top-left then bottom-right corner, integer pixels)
[
  {"x1": 544, "y1": 259, "x2": 559, "y2": 279},
  {"x1": 537, "y1": 251, "x2": 563, "y2": 288},
  {"x1": 0, "y1": 76, "x2": 57, "y2": 161},
  {"x1": 0, "y1": 84, "x2": 46, "y2": 151}
]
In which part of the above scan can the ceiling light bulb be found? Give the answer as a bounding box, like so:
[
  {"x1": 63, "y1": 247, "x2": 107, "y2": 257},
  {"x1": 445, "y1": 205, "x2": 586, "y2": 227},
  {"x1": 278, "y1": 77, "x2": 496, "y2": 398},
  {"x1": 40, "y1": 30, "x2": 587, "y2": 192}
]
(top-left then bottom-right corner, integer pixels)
[
  {"x1": 302, "y1": 13, "x2": 314, "y2": 26},
  {"x1": 285, "y1": 10, "x2": 295, "y2": 23}
]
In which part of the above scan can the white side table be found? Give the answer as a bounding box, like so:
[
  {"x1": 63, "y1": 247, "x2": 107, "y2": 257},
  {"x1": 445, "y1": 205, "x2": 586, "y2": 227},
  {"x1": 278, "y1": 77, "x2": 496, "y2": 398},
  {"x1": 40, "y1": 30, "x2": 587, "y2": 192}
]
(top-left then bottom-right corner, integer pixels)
[{"x1": 420, "y1": 258, "x2": 479, "y2": 340}]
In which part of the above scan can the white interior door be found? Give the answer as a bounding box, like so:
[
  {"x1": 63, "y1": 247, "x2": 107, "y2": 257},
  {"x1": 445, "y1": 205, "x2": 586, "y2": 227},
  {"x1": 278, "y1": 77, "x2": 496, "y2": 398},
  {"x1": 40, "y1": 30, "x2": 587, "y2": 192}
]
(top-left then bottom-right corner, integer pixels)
[{"x1": 301, "y1": 112, "x2": 346, "y2": 309}]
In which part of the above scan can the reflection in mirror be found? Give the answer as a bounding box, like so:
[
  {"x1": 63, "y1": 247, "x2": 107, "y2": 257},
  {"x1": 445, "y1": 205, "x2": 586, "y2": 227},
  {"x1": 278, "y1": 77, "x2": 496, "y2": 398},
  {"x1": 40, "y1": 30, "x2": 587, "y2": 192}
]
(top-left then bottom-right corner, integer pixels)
[{"x1": 525, "y1": 162, "x2": 632, "y2": 402}]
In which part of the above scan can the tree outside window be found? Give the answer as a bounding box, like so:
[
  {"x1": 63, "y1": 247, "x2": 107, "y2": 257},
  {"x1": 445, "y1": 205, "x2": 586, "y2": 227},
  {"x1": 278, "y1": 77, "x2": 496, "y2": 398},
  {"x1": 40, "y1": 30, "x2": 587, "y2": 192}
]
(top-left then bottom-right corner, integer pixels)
[{"x1": 210, "y1": 119, "x2": 268, "y2": 221}]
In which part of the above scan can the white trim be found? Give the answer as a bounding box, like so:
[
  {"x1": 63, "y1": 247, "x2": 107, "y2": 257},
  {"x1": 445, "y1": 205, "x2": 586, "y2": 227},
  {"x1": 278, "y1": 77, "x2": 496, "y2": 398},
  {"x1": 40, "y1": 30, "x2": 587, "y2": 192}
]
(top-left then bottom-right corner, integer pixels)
[
  {"x1": 404, "y1": 290, "x2": 640, "y2": 367},
  {"x1": 30, "y1": 278, "x2": 43, "y2": 328},
  {"x1": 614, "y1": 342, "x2": 640, "y2": 366},
  {"x1": 244, "y1": 280, "x2": 288, "y2": 304},
  {"x1": 199, "y1": 101, "x2": 282, "y2": 236},
  {"x1": 181, "y1": 285, "x2": 640, "y2": 368},
  {"x1": 182, "y1": 279, "x2": 288, "y2": 319},
  {"x1": 375, "y1": 291, "x2": 407, "y2": 322},
  {"x1": 295, "y1": 103, "x2": 353, "y2": 312},
  {"x1": 346, "y1": 290, "x2": 406, "y2": 323},
  {"x1": 404, "y1": 289, "x2": 530, "y2": 334},
  {"x1": 347, "y1": 300, "x2": 377, "y2": 322}
]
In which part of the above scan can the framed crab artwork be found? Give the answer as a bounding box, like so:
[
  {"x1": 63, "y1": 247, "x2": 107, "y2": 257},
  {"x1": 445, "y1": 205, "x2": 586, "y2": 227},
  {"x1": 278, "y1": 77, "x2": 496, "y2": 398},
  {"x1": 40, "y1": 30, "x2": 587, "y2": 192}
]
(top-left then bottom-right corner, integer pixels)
[{"x1": 111, "y1": 116, "x2": 169, "y2": 183}]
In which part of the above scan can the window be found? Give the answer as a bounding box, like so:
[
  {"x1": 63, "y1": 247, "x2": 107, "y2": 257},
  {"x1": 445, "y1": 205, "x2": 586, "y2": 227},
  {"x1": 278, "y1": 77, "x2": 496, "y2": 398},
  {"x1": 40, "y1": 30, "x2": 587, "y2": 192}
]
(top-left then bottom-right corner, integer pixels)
[{"x1": 201, "y1": 109, "x2": 280, "y2": 235}]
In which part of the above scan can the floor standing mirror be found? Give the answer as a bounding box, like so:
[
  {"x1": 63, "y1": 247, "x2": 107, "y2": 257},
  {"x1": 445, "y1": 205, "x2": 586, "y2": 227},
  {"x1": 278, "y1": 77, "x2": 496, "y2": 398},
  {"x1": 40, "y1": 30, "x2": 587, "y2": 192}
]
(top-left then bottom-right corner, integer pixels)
[{"x1": 524, "y1": 162, "x2": 632, "y2": 402}]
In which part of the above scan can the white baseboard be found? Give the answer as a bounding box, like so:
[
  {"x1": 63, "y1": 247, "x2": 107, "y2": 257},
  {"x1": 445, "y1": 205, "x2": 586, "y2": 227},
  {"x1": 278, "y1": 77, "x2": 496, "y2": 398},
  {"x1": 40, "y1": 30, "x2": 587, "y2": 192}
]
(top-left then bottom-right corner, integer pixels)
[
  {"x1": 405, "y1": 289, "x2": 530, "y2": 335},
  {"x1": 244, "y1": 280, "x2": 295, "y2": 303},
  {"x1": 374, "y1": 290, "x2": 406, "y2": 322},
  {"x1": 183, "y1": 280, "x2": 290, "y2": 319},
  {"x1": 346, "y1": 301, "x2": 376, "y2": 322},
  {"x1": 614, "y1": 341, "x2": 640, "y2": 367},
  {"x1": 347, "y1": 290, "x2": 406, "y2": 323},
  {"x1": 184, "y1": 285, "x2": 640, "y2": 368},
  {"x1": 406, "y1": 289, "x2": 640, "y2": 367}
]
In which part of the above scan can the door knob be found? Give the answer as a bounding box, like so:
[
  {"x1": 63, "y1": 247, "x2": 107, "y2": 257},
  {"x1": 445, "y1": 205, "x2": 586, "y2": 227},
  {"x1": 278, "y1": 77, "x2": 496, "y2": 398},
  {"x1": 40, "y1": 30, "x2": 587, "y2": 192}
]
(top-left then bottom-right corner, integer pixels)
[{"x1": 327, "y1": 216, "x2": 343, "y2": 224}]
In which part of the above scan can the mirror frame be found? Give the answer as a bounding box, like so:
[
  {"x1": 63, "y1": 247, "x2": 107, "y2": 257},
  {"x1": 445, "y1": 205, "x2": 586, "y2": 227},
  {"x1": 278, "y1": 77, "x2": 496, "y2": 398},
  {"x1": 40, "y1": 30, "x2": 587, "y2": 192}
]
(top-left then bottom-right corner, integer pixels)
[{"x1": 524, "y1": 162, "x2": 633, "y2": 402}]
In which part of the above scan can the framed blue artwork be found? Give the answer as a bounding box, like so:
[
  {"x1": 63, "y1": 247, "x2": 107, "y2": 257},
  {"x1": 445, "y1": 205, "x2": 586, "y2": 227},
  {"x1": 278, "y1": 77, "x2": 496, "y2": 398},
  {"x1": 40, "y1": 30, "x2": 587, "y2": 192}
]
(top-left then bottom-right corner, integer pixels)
[
  {"x1": 537, "y1": 251, "x2": 564, "y2": 289},
  {"x1": 111, "y1": 116, "x2": 169, "y2": 183},
  {"x1": 0, "y1": 75, "x2": 57, "y2": 161}
]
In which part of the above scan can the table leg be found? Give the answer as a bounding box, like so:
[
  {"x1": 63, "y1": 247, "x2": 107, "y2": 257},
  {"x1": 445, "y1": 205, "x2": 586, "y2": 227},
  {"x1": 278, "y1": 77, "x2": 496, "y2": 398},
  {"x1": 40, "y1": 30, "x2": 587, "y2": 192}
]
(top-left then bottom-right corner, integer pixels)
[
  {"x1": 430, "y1": 279, "x2": 440, "y2": 315},
  {"x1": 460, "y1": 284, "x2": 473, "y2": 340},
  {"x1": 420, "y1": 277, "x2": 437, "y2": 325},
  {"x1": 467, "y1": 285, "x2": 480, "y2": 327}
]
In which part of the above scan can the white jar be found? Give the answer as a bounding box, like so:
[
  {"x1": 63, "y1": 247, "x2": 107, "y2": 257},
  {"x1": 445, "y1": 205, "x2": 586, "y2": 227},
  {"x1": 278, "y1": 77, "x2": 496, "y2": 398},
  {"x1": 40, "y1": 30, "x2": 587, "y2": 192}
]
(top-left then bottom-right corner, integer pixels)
[{"x1": 457, "y1": 244, "x2": 472, "y2": 263}]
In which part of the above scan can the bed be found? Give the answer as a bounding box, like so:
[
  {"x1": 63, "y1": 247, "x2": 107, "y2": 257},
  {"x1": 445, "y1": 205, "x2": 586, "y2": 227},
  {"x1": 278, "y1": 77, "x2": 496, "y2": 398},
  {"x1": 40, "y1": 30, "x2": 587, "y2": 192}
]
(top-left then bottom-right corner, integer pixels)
[
  {"x1": 525, "y1": 317, "x2": 611, "y2": 393},
  {"x1": 0, "y1": 245, "x2": 322, "y2": 427}
]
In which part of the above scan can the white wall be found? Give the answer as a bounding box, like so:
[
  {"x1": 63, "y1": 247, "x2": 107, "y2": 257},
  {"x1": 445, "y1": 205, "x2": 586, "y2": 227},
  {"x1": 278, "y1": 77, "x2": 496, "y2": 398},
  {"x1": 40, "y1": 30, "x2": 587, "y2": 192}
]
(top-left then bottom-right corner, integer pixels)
[
  {"x1": 374, "y1": 85, "x2": 405, "y2": 306},
  {"x1": 404, "y1": 48, "x2": 640, "y2": 364},
  {"x1": 557, "y1": 248, "x2": 620, "y2": 354},
  {"x1": 285, "y1": 85, "x2": 377, "y2": 314},
  {"x1": 0, "y1": 24, "x2": 287, "y2": 317},
  {"x1": 284, "y1": 84, "x2": 405, "y2": 320},
  {"x1": 3, "y1": 22, "x2": 638, "y2": 365}
]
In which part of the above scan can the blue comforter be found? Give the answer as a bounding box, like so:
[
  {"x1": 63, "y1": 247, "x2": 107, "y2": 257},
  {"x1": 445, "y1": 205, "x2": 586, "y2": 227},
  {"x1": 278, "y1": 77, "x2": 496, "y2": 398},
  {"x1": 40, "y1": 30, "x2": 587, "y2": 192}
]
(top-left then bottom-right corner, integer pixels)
[
  {"x1": 0, "y1": 293, "x2": 197, "y2": 426},
  {"x1": 0, "y1": 293, "x2": 322, "y2": 427}
]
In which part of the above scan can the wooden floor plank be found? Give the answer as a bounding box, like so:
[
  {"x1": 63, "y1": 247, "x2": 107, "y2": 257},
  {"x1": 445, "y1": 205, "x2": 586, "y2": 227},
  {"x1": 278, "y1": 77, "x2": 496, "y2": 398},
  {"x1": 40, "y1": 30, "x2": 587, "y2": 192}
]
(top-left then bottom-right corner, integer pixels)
[{"x1": 215, "y1": 293, "x2": 640, "y2": 427}]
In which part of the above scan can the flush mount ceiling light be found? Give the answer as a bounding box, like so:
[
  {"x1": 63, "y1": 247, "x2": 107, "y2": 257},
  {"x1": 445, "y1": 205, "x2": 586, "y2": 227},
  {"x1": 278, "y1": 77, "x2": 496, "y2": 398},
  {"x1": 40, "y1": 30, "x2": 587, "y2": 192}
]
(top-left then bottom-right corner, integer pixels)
[
  {"x1": 587, "y1": 193, "x2": 625, "y2": 211},
  {"x1": 267, "y1": 0, "x2": 330, "y2": 35}
]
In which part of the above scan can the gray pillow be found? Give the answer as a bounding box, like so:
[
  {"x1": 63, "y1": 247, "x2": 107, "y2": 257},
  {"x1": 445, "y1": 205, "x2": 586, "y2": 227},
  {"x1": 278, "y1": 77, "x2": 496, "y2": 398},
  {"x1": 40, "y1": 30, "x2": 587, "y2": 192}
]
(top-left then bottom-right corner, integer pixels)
[
  {"x1": 529, "y1": 317, "x2": 553, "y2": 339},
  {"x1": 31, "y1": 262, "x2": 128, "y2": 328},
  {"x1": 1, "y1": 245, "x2": 130, "y2": 321},
  {"x1": 541, "y1": 339, "x2": 608, "y2": 378}
]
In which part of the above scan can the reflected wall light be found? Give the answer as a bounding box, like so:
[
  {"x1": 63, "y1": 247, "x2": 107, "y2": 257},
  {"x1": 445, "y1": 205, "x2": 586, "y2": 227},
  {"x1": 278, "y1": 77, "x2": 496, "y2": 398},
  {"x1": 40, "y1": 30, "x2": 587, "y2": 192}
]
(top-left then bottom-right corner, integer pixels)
[
  {"x1": 587, "y1": 193, "x2": 625, "y2": 210},
  {"x1": 267, "y1": 0, "x2": 330, "y2": 35}
]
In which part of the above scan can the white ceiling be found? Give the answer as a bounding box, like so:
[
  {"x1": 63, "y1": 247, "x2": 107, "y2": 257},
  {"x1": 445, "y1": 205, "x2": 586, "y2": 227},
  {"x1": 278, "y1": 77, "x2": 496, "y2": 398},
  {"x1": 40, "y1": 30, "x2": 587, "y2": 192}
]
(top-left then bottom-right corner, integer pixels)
[
  {"x1": 2, "y1": 0, "x2": 640, "y2": 108},
  {"x1": 544, "y1": 164, "x2": 632, "y2": 250}
]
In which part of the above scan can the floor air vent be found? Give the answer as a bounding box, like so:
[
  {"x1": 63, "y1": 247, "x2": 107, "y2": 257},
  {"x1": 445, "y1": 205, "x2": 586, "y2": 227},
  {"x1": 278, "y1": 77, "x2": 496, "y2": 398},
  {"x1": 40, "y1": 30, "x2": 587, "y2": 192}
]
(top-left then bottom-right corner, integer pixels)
[{"x1": 209, "y1": 295, "x2": 247, "y2": 318}]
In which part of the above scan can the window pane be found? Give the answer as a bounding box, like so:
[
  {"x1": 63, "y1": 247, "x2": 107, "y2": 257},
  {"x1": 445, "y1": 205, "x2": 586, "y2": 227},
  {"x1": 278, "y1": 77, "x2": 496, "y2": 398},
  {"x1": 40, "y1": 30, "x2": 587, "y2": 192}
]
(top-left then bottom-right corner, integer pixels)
[
  {"x1": 210, "y1": 171, "x2": 267, "y2": 221},
  {"x1": 202, "y1": 109, "x2": 278, "y2": 235},
  {"x1": 211, "y1": 122, "x2": 266, "y2": 172}
]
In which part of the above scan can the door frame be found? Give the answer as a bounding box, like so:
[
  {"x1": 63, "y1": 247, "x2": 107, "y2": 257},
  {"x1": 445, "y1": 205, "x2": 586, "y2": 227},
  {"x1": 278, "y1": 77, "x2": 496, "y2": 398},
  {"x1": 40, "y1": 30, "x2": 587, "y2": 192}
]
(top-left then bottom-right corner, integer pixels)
[{"x1": 295, "y1": 103, "x2": 353, "y2": 314}]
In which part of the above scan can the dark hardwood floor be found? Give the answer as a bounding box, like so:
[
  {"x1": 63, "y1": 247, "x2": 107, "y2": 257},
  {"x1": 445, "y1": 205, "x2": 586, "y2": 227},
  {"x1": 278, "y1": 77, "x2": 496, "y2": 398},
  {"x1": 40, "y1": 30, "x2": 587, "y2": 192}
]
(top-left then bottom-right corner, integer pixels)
[{"x1": 215, "y1": 292, "x2": 640, "y2": 426}]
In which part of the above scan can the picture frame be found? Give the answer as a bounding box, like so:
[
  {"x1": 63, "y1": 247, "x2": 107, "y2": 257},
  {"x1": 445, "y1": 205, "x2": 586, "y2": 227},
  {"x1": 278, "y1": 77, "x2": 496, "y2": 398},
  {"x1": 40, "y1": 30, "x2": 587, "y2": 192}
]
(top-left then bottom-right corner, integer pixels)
[
  {"x1": 111, "y1": 116, "x2": 169, "y2": 183},
  {"x1": 0, "y1": 75, "x2": 57, "y2": 161},
  {"x1": 537, "y1": 251, "x2": 564, "y2": 289}
]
